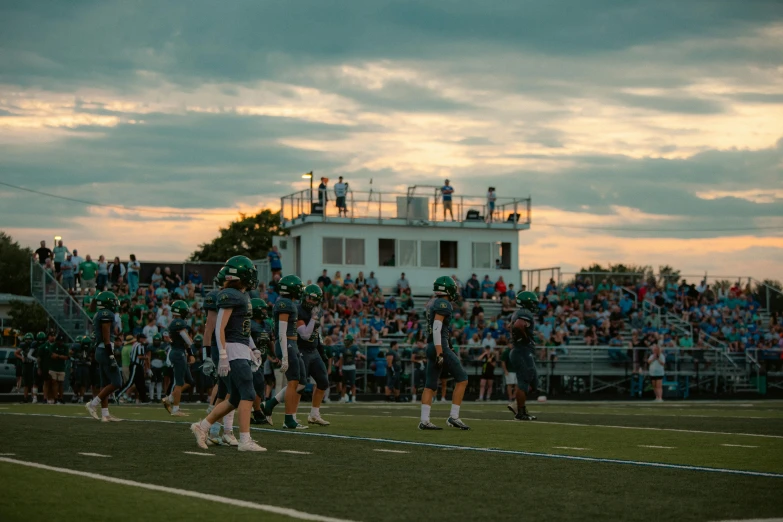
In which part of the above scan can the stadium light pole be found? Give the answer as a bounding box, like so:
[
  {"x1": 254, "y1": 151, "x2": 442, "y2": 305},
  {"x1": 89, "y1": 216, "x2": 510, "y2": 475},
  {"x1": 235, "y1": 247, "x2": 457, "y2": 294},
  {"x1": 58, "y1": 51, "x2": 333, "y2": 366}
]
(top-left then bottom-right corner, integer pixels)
[{"x1": 302, "y1": 171, "x2": 313, "y2": 210}]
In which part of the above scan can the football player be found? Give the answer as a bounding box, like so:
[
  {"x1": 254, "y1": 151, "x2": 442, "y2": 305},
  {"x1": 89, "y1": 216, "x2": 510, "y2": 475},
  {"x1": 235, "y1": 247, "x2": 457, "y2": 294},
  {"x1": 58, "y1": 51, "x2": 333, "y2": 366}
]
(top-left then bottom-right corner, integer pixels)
[
  {"x1": 385, "y1": 341, "x2": 402, "y2": 402},
  {"x1": 149, "y1": 334, "x2": 165, "y2": 400},
  {"x1": 191, "y1": 256, "x2": 266, "y2": 452},
  {"x1": 71, "y1": 335, "x2": 92, "y2": 404},
  {"x1": 20, "y1": 333, "x2": 36, "y2": 403},
  {"x1": 419, "y1": 276, "x2": 470, "y2": 430},
  {"x1": 85, "y1": 292, "x2": 123, "y2": 422},
  {"x1": 296, "y1": 284, "x2": 330, "y2": 425},
  {"x1": 262, "y1": 274, "x2": 309, "y2": 429},
  {"x1": 249, "y1": 298, "x2": 273, "y2": 424},
  {"x1": 508, "y1": 291, "x2": 540, "y2": 421},
  {"x1": 162, "y1": 300, "x2": 195, "y2": 416}
]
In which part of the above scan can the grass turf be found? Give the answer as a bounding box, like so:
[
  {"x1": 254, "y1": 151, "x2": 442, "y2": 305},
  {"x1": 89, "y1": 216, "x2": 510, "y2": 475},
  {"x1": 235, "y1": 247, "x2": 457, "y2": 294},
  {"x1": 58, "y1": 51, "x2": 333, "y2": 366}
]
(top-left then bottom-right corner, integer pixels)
[{"x1": 0, "y1": 400, "x2": 782, "y2": 521}]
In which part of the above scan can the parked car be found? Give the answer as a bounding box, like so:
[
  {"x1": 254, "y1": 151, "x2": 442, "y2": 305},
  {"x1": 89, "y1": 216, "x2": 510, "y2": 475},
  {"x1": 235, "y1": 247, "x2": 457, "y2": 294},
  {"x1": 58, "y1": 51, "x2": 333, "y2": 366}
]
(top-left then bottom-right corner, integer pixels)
[{"x1": 0, "y1": 348, "x2": 19, "y2": 392}]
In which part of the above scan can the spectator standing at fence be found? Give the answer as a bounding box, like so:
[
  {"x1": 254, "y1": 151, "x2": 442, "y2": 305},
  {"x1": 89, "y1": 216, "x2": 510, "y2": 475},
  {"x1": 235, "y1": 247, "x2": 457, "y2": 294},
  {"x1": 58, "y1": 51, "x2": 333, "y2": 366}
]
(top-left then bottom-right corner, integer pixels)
[
  {"x1": 109, "y1": 256, "x2": 126, "y2": 287},
  {"x1": 441, "y1": 179, "x2": 455, "y2": 221},
  {"x1": 268, "y1": 245, "x2": 282, "y2": 276},
  {"x1": 52, "y1": 240, "x2": 69, "y2": 280},
  {"x1": 70, "y1": 249, "x2": 83, "y2": 289},
  {"x1": 334, "y1": 176, "x2": 349, "y2": 217},
  {"x1": 34, "y1": 240, "x2": 52, "y2": 265},
  {"x1": 79, "y1": 255, "x2": 99, "y2": 293},
  {"x1": 96, "y1": 255, "x2": 109, "y2": 291},
  {"x1": 318, "y1": 177, "x2": 329, "y2": 207},
  {"x1": 486, "y1": 187, "x2": 497, "y2": 223},
  {"x1": 648, "y1": 345, "x2": 665, "y2": 402},
  {"x1": 60, "y1": 254, "x2": 76, "y2": 291},
  {"x1": 127, "y1": 254, "x2": 141, "y2": 295}
]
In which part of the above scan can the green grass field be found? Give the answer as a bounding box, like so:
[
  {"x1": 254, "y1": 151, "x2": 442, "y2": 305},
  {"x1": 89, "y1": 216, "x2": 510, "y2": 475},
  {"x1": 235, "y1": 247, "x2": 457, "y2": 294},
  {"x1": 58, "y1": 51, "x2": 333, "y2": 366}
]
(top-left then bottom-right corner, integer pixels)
[{"x1": 1, "y1": 400, "x2": 782, "y2": 521}]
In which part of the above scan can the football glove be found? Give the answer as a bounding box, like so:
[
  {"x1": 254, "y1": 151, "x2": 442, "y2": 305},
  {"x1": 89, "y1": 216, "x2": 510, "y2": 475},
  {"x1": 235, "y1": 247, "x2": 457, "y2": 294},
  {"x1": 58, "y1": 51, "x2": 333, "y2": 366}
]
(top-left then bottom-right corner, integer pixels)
[
  {"x1": 436, "y1": 353, "x2": 444, "y2": 369},
  {"x1": 109, "y1": 356, "x2": 118, "y2": 370},
  {"x1": 217, "y1": 351, "x2": 230, "y2": 377},
  {"x1": 280, "y1": 357, "x2": 289, "y2": 373},
  {"x1": 251, "y1": 349, "x2": 263, "y2": 368},
  {"x1": 202, "y1": 358, "x2": 215, "y2": 377}
]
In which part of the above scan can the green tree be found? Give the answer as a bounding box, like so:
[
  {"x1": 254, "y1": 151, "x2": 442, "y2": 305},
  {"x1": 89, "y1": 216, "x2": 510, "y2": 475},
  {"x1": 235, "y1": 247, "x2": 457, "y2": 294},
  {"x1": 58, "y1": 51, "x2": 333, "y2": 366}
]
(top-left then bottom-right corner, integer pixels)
[
  {"x1": 189, "y1": 210, "x2": 284, "y2": 262},
  {"x1": 0, "y1": 231, "x2": 32, "y2": 295},
  {"x1": 8, "y1": 300, "x2": 50, "y2": 334}
]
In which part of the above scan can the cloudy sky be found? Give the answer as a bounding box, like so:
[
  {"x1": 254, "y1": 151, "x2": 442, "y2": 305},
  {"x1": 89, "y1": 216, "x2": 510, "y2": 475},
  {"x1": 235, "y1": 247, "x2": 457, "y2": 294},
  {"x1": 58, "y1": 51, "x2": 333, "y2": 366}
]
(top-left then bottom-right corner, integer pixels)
[{"x1": 1, "y1": 0, "x2": 781, "y2": 281}]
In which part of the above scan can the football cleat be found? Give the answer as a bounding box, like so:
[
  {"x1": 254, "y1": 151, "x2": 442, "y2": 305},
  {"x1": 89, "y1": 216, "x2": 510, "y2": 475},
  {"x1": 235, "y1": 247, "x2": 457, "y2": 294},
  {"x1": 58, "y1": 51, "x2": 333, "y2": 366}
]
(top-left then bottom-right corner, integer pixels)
[
  {"x1": 514, "y1": 408, "x2": 537, "y2": 421},
  {"x1": 101, "y1": 415, "x2": 123, "y2": 422},
  {"x1": 222, "y1": 432, "x2": 239, "y2": 446},
  {"x1": 282, "y1": 422, "x2": 309, "y2": 430},
  {"x1": 161, "y1": 397, "x2": 172, "y2": 413},
  {"x1": 170, "y1": 410, "x2": 189, "y2": 417},
  {"x1": 190, "y1": 423, "x2": 209, "y2": 450},
  {"x1": 308, "y1": 415, "x2": 330, "y2": 426},
  {"x1": 206, "y1": 433, "x2": 224, "y2": 446},
  {"x1": 507, "y1": 402, "x2": 519, "y2": 416},
  {"x1": 447, "y1": 417, "x2": 471, "y2": 430},
  {"x1": 418, "y1": 421, "x2": 443, "y2": 430},
  {"x1": 85, "y1": 402, "x2": 100, "y2": 420},
  {"x1": 251, "y1": 410, "x2": 269, "y2": 425},
  {"x1": 238, "y1": 440, "x2": 267, "y2": 452}
]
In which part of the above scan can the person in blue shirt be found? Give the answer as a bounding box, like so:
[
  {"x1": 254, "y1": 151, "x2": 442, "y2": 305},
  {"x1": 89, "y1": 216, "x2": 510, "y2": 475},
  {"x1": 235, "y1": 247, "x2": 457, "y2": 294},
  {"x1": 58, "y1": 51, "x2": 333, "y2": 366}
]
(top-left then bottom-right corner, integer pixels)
[
  {"x1": 267, "y1": 245, "x2": 282, "y2": 276},
  {"x1": 373, "y1": 351, "x2": 387, "y2": 393},
  {"x1": 481, "y1": 276, "x2": 495, "y2": 299},
  {"x1": 188, "y1": 270, "x2": 204, "y2": 296},
  {"x1": 441, "y1": 179, "x2": 454, "y2": 221}
]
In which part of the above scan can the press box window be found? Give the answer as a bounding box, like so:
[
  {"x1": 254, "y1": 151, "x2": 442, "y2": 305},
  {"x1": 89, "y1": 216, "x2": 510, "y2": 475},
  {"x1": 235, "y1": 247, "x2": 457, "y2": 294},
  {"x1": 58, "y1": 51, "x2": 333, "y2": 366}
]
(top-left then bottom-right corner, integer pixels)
[
  {"x1": 440, "y1": 241, "x2": 458, "y2": 268},
  {"x1": 379, "y1": 239, "x2": 395, "y2": 267},
  {"x1": 322, "y1": 237, "x2": 343, "y2": 265},
  {"x1": 399, "y1": 240, "x2": 417, "y2": 267},
  {"x1": 421, "y1": 241, "x2": 439, "y2": 268},
  {"x1": 345, "y1": 238, "x2": 365, "y2": 265}
]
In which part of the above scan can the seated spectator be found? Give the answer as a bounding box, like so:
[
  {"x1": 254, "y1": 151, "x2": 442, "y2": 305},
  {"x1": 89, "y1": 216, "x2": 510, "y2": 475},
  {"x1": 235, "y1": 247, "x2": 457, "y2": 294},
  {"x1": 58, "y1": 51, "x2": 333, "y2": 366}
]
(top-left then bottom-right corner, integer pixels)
[
  {"x1": 495, "y1": 276, "x2": 507, "y2": 296},
  {"x1": 355, "y1": 271, "x2": 366, "y2": 289},
  {"x1": 163, "y1": 267, "x2": 180, "y2": 292},
  {"x1": 366, "y1": 271, "x2": 378, "y2": 291},
  {"x1": 506, "y1": 283, "x2": 516, "y2": 300},
  {"x1": 333, "y1": 271, "x2": 344, "y2": 287},
  {"x1": 150, "y1": 267, "x2": 163, "y2": 288},
  {"x1": 188, "y1": 270, "x2": 204, "y2": 296},
  {"x1": 465, "y1": 274, "x2": 480, "y2": 299},
  {"x1": 470, "y1": 301, "x2": 484, "y2": 322},
  {"x1": 481, "y1": 275, "x2": 495, "y2": 299},
  {"x1": 397, "y1": 273, "x2": 409, "y2": 295},
  {"x1": 344, "y1": 273, "x2": 354, "y2": 286},
  {"x1": 317, "y1": 269, "x2": 331, "y2": 288}
]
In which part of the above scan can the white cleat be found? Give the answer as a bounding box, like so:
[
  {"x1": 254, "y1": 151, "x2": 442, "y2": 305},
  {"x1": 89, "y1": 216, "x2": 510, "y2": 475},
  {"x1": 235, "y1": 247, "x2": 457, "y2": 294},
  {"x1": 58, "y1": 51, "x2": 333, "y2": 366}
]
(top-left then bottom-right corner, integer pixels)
[
  {"x1": 161, "y1": 397, "x2": 172, "y2": 413},
  {"x1": 308, "y1": 415, "x2": 330, "y2": 426},
  {"x1": 190, "y1": 422, "x2": 209, "y2": 450},
  {"x1": 170, "y1": 410, "x2": 189, "y2": 417},
  {"x1": 222, "y1": 432, "x2": 239, "y2": 447},
  {"x1": 238, "y1": 440, "x2": 267, "y2": 452},
  {"x1": 85, "y1": 402, "x2": 100, "y2": 420},
  {"x1": 101, "y1": 415, "x2": 123, "y2": 422}
]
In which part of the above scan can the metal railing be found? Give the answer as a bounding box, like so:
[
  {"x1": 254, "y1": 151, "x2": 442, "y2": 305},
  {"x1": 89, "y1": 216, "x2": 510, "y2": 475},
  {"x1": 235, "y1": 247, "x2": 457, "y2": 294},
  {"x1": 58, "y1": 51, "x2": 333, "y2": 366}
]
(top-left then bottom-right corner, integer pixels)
[
  {"x1": 30, "y1": 260, "x2": 92, "y2": 341},
  {"x1": 280, "y1": 187, "x2": 532, "y2": 229}
]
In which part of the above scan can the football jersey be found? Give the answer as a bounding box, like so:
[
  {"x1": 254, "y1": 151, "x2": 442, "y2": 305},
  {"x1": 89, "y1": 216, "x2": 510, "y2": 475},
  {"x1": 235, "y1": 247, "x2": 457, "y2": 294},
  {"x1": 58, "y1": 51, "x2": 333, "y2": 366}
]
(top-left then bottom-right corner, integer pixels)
[
  {"x1": 250, "y1": 320, "x2": 272, "y2": 355},
  {"x1": 217, "y1": 288, "x2": 252, "y2": 345},
  {"x1": 388, "y1": 349, "x2": 401, "y2": 371},
  {"x1": 342, "y1": 345, "x2": 358, "y2": 367},
  {"x1": 426, "y1": 297, "x2": 453, "y2": 345},
  {"x1": 168, "y1": 318, "x2": 190, "y2": 350},
  {"x1": 510, "y1": 309, "x2": 536, "y2": 346},
  {"x1": 273, "y1": 297, "x2": 298, "y2": 339},
  {"x1": 203, "y1": 289, "x2": 219, "y2": 347},
  {"x1": 296, "y1": 303, "x2": 320, "y2": 350},
  {"x1": 92, "y1": 308, "x2": 115, "y2": 346}
]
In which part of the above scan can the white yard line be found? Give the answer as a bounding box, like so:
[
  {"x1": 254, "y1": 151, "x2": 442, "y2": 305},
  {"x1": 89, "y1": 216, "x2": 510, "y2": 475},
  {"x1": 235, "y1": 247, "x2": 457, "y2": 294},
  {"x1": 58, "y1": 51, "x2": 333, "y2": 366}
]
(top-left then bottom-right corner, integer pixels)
[
  {"x1": 639, "y1": 445, "x2": 675, "y2": 449},
  {"x1": 721, "y1": 444, "x2": 759, "y2": 448},
  {"x1": 279, "y1": 450, "x2": 311, "y2": 455},
  {"x1": 373, "y1": 449, "x2": 409, "y2": 454},
  {"x1": 0, "y1": 457, "x2": 357, "y2": 522},
  {"x1": 553, "y1": 446, "x2": 589, "y2": 451},
  {"x1": 183, "y1": 451, "x2": 214, "y2": 457},
  {"x1": 78, "y1": 452, "x2": 111, "y2": 458}
]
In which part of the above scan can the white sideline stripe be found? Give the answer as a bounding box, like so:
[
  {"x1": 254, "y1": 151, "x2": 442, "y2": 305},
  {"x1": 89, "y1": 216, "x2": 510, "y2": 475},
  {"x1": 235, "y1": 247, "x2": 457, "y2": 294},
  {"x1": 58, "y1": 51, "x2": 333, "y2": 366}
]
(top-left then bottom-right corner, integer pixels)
[
  {"x1": 553, "y1": 446, "x2": 589, "y2": 451},
  {"x1": 373, "y1": 449, "x2": 409, "y2": 454},
  {"x1": 279, "y1": 450, "x2": 311, "y2": 455},
  {"x1": 0, "y1": 453, "x2": 15, "y2": 456},
  {"x1": 79, "y1": 452, "x2": 111, "y2": 458},
  {"x1": 639, "y1": 445, "x2": 675, "y2": 449},
  {"x1": 4, "y1": 412, "x2": 783, "y2": 479},
  {"x1": 0, "y1": 457, "x2": 357, "y2": 522},
  {"x1": 721, "y1": 444, "x2": 759, "y2": 448},
  {"x1": 183, "y1": 451, "x2": 214, "y2": 457}
]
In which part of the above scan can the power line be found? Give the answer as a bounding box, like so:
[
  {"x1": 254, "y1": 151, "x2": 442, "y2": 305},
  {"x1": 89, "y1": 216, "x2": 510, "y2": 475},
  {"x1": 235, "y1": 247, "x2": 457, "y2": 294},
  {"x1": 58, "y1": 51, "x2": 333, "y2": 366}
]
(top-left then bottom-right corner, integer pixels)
[
  {"x1": 0, "y1": 181, "x2": 247, "y2": 216},
  {"x1": 533, "y1": 222, "x2": 783, "y2": 232}
]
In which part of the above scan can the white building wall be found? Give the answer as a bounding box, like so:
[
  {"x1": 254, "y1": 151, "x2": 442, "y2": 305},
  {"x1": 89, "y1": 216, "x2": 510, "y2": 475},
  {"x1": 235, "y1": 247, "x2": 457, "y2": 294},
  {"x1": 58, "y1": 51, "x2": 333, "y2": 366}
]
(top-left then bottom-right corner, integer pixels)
[{"x1": 284, "y1": 222, "x2": 521, "y2": 294}]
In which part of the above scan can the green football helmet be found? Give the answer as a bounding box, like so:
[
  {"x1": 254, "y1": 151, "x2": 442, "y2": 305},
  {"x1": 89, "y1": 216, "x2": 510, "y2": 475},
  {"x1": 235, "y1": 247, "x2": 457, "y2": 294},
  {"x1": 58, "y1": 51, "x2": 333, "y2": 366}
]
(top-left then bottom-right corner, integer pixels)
[
  {"x1": 213, "y1": 265, "x2": 229, "y2": 287},
  {"x1": 96, "y1": 291, "x2": 119, "y2": 312},
  {"x1": 250, "y1": 298, "x2": 269, "y2": 320},
  {"x1": 303, "y1": 284, "x2": 323, "y2": 308},
  {"x1": 224, "y1": 255, "x2": 257, "y2": 288},
  {"x1": 433, "y1": 276, "x2": 458, "y2": 301},
  {"x1": 193, "y1": 334, "x2": 203, "y2": 347},
  {"x1": 152, "y1": 334, "x2": 162, "y2": 346},
  {"x1": 516, "y1": 291, "x2": 539, "y2": 313},
  {"x1": 36, "y1": 332, "x2": 46, "y2": 342},
  {"x1": 344, "y1": 334, "x2": 354, "y2": 348},
  {"x1": 24, "y1": 333, "x2": 34, "y2": 342},
  {"x1": 171, "y1": 300, "x2": 190, "y2": 318},
  {"x1": 80, "y1": 336, "x2": 92, "y2": 349},
  {"x1": 278, "y1": 274, "x2": 304, "y2": 299},
  {"x1": 75, "y1": 335, "x2": 83, "y2": 343}
]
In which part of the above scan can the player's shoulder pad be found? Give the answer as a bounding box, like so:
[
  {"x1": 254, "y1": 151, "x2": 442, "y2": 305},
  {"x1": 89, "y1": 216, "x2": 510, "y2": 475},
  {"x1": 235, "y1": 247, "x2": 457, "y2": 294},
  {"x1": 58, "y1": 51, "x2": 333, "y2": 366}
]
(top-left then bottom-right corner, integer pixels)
[
  {"x1": 203, "y1": 291, "x2": 219, "y2": 311},
  {"x1": 274, "y1": 298, "x2": 293, "y2": 313},
  {"x1": 217, "y1": 287, "x2": 246, "y2": 309},
  {"x1": 434, "y1": 297, "x2": 453, "y2": 314},
  {"x1": 170, "y1": 318, "x2": 187, "y2": 332},
  {"x1": 97, "y1": 309, "x2": 114, "y2": 322}
]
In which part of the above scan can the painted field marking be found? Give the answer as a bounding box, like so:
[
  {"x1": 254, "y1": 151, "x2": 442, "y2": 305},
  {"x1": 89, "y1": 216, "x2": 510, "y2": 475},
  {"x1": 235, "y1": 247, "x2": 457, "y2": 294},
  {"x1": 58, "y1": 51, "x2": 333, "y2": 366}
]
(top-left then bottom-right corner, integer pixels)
[
  {"x1": 553, "y1": 446, "x2": 589, "y2": 451},
  {"x1": 639, "y1": 445, "x2": 675, "y2": 449},
  {"x1": 373, "y1": 449, "x2": 409, "y2": 454},
  {"x1": 721, "y1": 444, "x2": 759, "y2": 448},
  {"x1": 0, "y1": 453, "x2": 16, "y2": 456},
  {"x1": 279, "y1": 450, "x2": 311, "y2": 455},
  {"x1": 78, "y1": 452, "x2": 110, "y2": 458},
  {"x1": 0, "y1": 457, "x2": 355, "y2": 522},
  {"x1": 3, "y1": 412, "x2": 783, "y2": 479},
  {"x1": 183, "y1": 451, "x2": 214, "y2": 457}
]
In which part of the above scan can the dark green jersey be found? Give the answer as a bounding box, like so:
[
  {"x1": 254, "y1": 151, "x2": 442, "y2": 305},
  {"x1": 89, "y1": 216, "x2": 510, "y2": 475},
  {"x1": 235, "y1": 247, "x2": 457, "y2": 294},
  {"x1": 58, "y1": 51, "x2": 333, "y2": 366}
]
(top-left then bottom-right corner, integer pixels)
[
  {"x1": 217, "y1": 288, "x2": 251, "y2": 345},
  {"x1": 71, "y1": 343, "x2": 91, "y2": 365},
  {"x1": 296, "y1": 303, "x2": 320, "y2": 350},
  {"x1": 250, "y1": 320, "x2": 272, "y2": 356},
  {"x1": 168, "y1": 318, "x2": 190, "y2": 351},
  {"x1": 510, "y1": 309, "x2": 536, "y2": 347},
  {"x1": 500, "y1": 348, "x2": 515, "y2": 371},
  {"x1": 388, "y1": 349, "x2": 401, "y2": 371},
  {"x1": 426, "y1": 297, "x2": 453, "y2": 345},
  {"x1": 341, "y1": 345, "x2": 359, "y2": 367},
  {"x1": 37, "y1": 342, "x2": 52, "y2": 371},
  {"x1": 50, "y1": 342, "x2": 69, "y2": 372},
  {"x1": 92, "y1": 309, "x2": 115, "y2": 346},
  {"x1": 273, "y1": 297, "x2": 298, "y2": 339}
]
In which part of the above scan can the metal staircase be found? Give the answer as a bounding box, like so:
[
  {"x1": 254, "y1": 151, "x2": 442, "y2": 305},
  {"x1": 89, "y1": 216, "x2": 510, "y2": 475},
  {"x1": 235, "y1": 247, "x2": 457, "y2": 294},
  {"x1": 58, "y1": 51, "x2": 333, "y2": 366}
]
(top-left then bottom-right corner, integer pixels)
[{"x1": 30, "y1": 260, "x2": 92, "y2": 341}]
